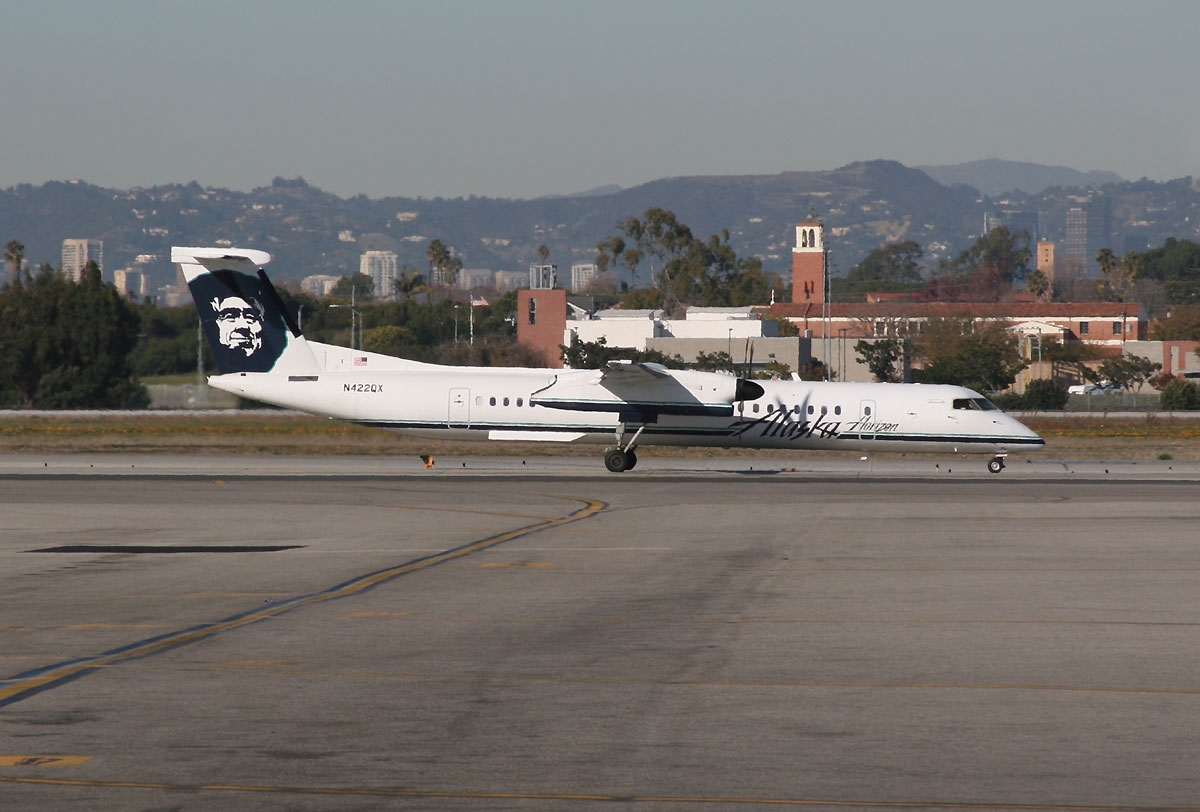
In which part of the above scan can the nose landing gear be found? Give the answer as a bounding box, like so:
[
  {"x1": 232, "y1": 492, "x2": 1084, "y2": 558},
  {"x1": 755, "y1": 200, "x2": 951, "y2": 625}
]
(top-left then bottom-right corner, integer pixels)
[
  {"x1": 604, "y1": 423, "x2": 644, "y2": 473},
  {"x1": 604, "y1": 448, "x2": 638, "y2": 473}
]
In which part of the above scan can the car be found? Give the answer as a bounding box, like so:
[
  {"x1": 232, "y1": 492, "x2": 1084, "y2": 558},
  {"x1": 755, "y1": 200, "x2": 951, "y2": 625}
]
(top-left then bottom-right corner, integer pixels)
[{"x1": 1068, "y1": 381, "x2": 1121, "y2": 395}]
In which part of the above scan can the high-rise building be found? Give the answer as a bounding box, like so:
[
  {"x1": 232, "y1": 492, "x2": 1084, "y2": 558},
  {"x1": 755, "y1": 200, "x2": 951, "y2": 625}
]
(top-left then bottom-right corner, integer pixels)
[
  {"x1": 571, "y1": 263, "x2": 597, "y2": 292},
  {"x1": 113, "y1": 268, "x2": 147, "y2": 298},
  {"x1": 61, "y1": 238, "x2": 103, "y2": 282},
  {"x1": 983, "y1": 209, "x2": 1041, "y2": 242},
  {"x1": 458, "y1": 268, "x2": 494, "y2": 290},
  {"x1": 359, "y1": 250, "x2": 398, "y2": 300},
  {"x1": 301, "y1": 274, "x2": 340, "y2": 298},
  {"x1": 1064, "y1": 194, "x2": 1112, "y2": 276}
]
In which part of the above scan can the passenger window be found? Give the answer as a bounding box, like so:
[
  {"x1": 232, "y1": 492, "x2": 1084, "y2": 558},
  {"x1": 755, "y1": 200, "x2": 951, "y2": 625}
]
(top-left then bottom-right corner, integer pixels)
[
  {"x1": 834, "y1": 406, "x2": 841, "y2": 415},
  {"x1": 792, "y1": 405, "x2": 801, "y2": 414},
  {"x1": 503, "y1": 397, "x2": 510, "y2": 406},
  {"x1": 864, "y1": 405, "x2": 872, "y2": 416},
  {"x1": 767, "y1": 404, "x2": 775, "y2": 413},
  {"x1": 807, "y1": 405, "x2": 814, "y2": 415},
  {"x1": 489, "y1": 397, "x2": 496, "y2": 406},
  {"x1": 820, "y1": 406, "x2": 827, "y2": 414},
  {"x1": 516, "y1": 398, "x2": 523, "y2": 406},
  {"x1": 752, "y1": 404, "x2": 760, "y2": 413}
]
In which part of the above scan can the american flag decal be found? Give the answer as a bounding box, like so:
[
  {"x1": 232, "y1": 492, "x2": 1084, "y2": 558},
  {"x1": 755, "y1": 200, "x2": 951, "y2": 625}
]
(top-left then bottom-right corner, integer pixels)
[{"x1": 353, "y1": 356, "x2": 367, "y2": 367}]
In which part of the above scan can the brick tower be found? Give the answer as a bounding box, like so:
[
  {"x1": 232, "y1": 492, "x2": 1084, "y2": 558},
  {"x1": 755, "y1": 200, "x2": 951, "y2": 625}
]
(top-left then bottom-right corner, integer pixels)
[{"x1": 791, "y1": 216, "x2": 826, "y2": 305}]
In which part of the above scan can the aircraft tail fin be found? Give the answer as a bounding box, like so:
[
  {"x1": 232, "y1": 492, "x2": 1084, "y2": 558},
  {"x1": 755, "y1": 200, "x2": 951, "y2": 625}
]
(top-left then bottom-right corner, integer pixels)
[{"x1": 173, "y1": 247, "x2": 319, "y2": 376}]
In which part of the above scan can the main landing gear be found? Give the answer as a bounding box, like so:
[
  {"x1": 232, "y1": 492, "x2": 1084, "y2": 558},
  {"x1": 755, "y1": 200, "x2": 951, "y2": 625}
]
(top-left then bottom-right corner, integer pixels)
[
  {"x1": 604, "y1": 423, "x2": 645, "y2": 473},
  {"x1": 987, "y1": 455, "x2": 1007, "y2": 474}
]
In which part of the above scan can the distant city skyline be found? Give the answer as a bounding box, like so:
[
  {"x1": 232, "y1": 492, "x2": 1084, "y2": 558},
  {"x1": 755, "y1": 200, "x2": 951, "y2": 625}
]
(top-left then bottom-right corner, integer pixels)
[{"x1": 2, "y1": 1, "x2": 1198, "y2": 200}]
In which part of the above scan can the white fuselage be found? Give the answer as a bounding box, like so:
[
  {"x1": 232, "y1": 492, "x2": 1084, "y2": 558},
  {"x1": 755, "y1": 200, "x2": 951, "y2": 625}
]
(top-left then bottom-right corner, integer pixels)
[{"x1": 209, "y1": 355, "x2": 1044, "y2": 456}]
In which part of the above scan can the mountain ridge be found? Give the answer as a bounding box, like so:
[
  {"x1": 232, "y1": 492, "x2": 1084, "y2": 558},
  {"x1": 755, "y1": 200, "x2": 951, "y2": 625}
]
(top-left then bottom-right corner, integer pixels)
[{"x1": 2, "y1": 161, "x2": 1195, "y2": 293}]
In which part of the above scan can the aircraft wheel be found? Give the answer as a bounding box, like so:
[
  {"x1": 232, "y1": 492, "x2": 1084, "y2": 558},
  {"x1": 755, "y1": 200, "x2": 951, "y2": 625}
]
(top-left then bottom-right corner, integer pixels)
[
  {"x1": 625, "y1": 450, "x2": 638, "y2": 470},
  {"x1": 987, "y1": 457, "x2": 1005, "y2": 474},
  {"x1": 604, "y1": 448, "x2": 629, "y2": 473}
]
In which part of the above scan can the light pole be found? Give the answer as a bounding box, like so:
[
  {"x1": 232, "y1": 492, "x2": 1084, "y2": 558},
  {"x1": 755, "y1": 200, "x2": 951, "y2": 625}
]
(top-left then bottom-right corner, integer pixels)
[
  {"x1": 454, "y1": 304, "x2": 460, "y2": 344},
  {"x1": 329, "y1": 287, "x2": 361, "y2": 350},
  {"x1": 838, "y1": 328, "x2": 848, "y2": 381}
]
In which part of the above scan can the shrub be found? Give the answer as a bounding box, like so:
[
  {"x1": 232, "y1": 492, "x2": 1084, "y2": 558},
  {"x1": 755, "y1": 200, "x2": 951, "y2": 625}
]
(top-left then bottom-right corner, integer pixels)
[
  {"x1": 1159, "y1": 378, "x2": 1200, "y2": 410},
  {"x1": 989, "y1": 391, "x2": 1025, "y2": 410},
  {"x1": 1022, "y1": 378, "x2": 1069, "y2": 410}
]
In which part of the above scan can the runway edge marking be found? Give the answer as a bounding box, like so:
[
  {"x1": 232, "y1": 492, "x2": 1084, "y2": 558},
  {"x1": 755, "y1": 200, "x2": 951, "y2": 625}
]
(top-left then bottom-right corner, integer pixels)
[{"x1": 0, "y1": 496, "x2": 606, "y2": 708}]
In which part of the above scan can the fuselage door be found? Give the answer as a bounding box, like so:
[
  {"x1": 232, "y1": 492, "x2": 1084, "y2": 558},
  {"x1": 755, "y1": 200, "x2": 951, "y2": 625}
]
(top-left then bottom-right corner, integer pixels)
[{"x1": 448, "y1": 387, "x2": 470, "y2": 428}]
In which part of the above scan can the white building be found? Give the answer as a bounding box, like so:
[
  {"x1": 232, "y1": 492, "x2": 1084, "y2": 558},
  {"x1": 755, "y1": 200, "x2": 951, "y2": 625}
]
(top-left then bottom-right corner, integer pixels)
[
  {"x1": 458, "y1": 268, "x2": 495, "y2": 290},
  {"x1": 570, "y1": 262, "x2": 597, "y2": 291},
  {"x1": 566, "y1": 306, "x2": 773, "y2": 348},
  {"x1": 62, "y1": 238, "x2": 103, "y2": 282},
  {"x1": 301, "y1": 274, "x2": 340, "y2": 298},
  {"x1": 360, "y1": 250, "x2": 398, "y2": 300},
  {"x1": 113, "y1": 268, "x2": 147, "y2": 298},
  {"x1": 494, "y1": 271, "x2": 528, "y2": 292},
  {"x1": 560, "y1": 306, "x2": 809, "y2": 372}
]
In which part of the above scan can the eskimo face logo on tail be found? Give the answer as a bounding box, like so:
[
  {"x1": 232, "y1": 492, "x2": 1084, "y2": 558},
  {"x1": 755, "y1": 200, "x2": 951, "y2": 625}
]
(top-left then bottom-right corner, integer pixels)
[
  {"x1": 188, "y1": 270, "x2": 288, "y2": 373},
  {"x1": 211, "y1": 294, "x2": 265, "y2": 356}
]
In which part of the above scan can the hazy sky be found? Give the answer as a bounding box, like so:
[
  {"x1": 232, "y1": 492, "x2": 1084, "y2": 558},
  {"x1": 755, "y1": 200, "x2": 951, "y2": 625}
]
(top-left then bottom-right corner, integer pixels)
[{"x1": 3, "y1": 0, "x2": 1197, "y2": 200}]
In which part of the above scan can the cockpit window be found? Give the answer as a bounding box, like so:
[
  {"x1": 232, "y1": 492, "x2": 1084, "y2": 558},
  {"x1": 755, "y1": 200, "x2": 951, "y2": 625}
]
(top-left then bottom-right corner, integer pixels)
[{"x1": 953, "y1": 397, "x2": 1000, "y2": 411}]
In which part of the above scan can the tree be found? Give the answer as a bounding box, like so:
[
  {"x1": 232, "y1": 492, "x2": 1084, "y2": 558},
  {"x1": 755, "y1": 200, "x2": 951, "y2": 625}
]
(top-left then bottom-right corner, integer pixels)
[
  {"x1": 692, "y1": 351, "x2": 736, "y2": 373},
  {"x1": 1148, "y1": 304, "x2": 1200, "y2": 340},
  {"x1": 914, "y1": 322, "x2": 1027, "y2": 393},
  {"x1": 1026, "y1": 269, "x2": 1052, "y2": 302},
  {"x1": 928, "y1": 226, "x2": 1032, "y2": 302},
  {"x1": 559, "y1": 335, "x2": 683, "y2": 369},
  {"x1": 427, "y1": 239, "x2": 461, "y2": 289},
  {"x1": 393, "y1": 266, "x2": 427, "y2": 301},
  {"x1": 854, "y1": 338, "x2": 903, "y2": 382},
  {"x1": 0, "y1": 261, "x2": 148, "y2": 408},
  {"x1": 1096, "y1": 248, "x2": 1136, "y2": 302},
  {"x1": 1096, "y1": 355, "x2": 1160, "y2": 392},
  {"x1": 330, "y1": 273, "x2": 374, "y2": 300},
  {"x1": 1022, "y1": 378, "x2": 1069, "y2": 410},
  {"x1": 1160, "y1": 378, "x2": 1200, "y2": 410},
  {"x1": 1122, "y1": 238, "x2": 1200, "y2": 305},
  {"x1": 4, "y1": 240, "x2": 24, "y2": 286},
  {"x1": 596, "y1": 209, "x2": 781, "y2": 314},
  {"x1": 846, "y1": 241, "x2": 923, "y2": 285}
]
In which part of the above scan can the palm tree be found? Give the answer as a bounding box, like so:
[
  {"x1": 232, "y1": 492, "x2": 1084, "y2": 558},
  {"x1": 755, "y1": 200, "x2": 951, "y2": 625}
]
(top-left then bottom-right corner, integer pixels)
[
  {"x1": 394, "y1": 266, "x2": 428, "y2": 301},
  {"x1": 4, "y1": 240, "x2": 24, "y2": 285},
  {"x1": 426, "y1": 239, "x2": 450, "y2": 287},
  {"x1": 446, "y1": 255, "x2": 463, "y2": 289}
]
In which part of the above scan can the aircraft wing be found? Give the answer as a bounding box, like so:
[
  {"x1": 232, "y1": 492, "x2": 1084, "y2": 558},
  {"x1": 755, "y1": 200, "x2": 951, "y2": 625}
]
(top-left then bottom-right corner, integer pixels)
[
  {"x1": 532, "y1": 364, "x2": 748, "y2": 419},
  {"x1": 599, "y1": 360, "x2": 673, "y2": 382}
]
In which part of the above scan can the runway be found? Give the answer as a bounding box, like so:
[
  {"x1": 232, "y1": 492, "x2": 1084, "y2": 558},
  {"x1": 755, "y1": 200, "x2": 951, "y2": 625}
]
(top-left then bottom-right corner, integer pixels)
[{"x1": 3, "y1": 456, "x2": 1200, "y2": 810}]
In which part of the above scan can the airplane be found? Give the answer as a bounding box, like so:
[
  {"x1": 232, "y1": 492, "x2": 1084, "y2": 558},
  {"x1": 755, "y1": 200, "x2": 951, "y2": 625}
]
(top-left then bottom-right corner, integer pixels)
[{"x1": 174, "y1": 246, "x2": 1045, "y2": 474}]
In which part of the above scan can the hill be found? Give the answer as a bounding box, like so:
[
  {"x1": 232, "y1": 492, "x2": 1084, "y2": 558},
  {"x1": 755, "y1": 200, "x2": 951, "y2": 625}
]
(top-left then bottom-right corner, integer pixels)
[
  {"x1": 2, "y1": 162, "x2": 1197, "y2": 295},
  {"x1": 917, "y1": 158, "x2": 1124, "y2": 196}
]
